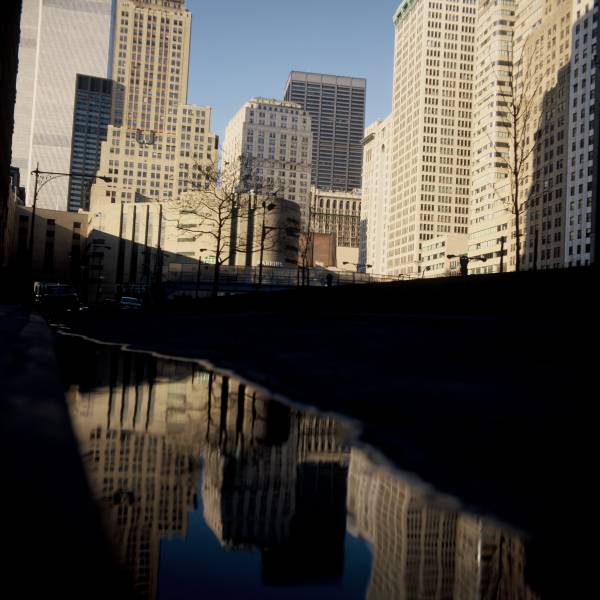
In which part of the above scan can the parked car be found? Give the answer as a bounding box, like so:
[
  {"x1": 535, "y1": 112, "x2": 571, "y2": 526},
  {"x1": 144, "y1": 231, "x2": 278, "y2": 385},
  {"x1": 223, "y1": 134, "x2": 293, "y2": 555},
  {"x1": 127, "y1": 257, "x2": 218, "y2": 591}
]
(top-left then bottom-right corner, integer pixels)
[
  {"x1": 119, "y1": 296, "x2": 142, "y2": 310},
  {"x1": 33, "y1": 282, "x2": 81, "y2": 314}
]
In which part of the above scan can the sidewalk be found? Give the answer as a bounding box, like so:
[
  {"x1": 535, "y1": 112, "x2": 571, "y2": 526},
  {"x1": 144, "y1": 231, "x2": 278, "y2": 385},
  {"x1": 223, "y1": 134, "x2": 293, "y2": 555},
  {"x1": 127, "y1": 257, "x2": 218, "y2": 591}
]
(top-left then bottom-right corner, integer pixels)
[{"x1": 0, "y1": 305, "x2": 130, "y2": 599}]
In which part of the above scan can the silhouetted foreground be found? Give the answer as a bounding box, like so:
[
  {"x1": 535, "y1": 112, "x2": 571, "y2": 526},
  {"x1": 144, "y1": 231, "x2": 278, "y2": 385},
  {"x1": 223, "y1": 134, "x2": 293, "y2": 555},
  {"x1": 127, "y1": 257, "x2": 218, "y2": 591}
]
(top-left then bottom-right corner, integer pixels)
[
  {"x1": 0, "y1": 306, "x2": 131, "y2": 598},
  {"x1": 2, "y1": 268, "x2": 596, "y2": 597},
  {"x1": 65, "y1": 269, "x2": 596, "y2": 540}
]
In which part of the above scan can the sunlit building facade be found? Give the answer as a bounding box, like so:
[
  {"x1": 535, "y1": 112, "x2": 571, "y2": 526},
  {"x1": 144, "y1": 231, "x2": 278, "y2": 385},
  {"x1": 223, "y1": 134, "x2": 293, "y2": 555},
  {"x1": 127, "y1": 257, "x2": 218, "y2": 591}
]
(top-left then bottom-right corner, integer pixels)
[
  {"x1": 310, "y1": 187, "x2": 361, "y2": 249},
  {"x1": 387, "y1": 0, "x2": 475, "y2": 277},
  {"x1": 222, "y1": 97, "x2": 313, "y2": 227},
  {"x1": 360, "y1": 116, "x2": 392, "y2": 274},
  {"x1": 89, "y1": 0, "x2": 218, "y2": 210}
]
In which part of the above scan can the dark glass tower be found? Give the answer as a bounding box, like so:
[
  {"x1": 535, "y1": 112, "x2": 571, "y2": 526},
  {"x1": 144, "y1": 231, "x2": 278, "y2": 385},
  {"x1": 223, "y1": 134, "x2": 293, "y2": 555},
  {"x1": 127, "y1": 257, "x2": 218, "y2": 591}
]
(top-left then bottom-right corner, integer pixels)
[
  {"x1": 284, "y1": 71, "x2": 366, "y2": 192},
  {"x1": 68, "y1": 74, "x2": 115, "y2": 211}
]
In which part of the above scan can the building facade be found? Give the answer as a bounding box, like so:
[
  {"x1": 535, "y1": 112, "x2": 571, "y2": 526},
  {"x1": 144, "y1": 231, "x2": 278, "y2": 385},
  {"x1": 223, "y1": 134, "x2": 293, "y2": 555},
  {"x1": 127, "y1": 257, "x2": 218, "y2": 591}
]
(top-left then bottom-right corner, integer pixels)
[
  {"x1": 68, "y1": 74, "x2": 119, "y2": 212},
  {"x1": 85, "y1": 193, "x2": 299, "y2": 295},
  {"x1": 310, "y1": 187, "x2": 361, "y2": 248},
  {"x1": 12, "y1": 0, "x2": 112, "y2": 210},
  {"x1": 284, "y1": 71, "x2": 366, "y2": 192},
  {"x1": 89, "y1": 0, "x2": 218, "y2": 210},
  {"x1": 469, "y1": 0, "x2": 597, "y2": 273},
  {"x1": 421, "y1": 233, "x2": 468, "y2": 278},
  {"x1": 564, "y1": 0, "x2": 597, "y2": 267},
  {"x1": 0, "y1": 1, "x2": 22, "y2": 272},
  {"x1": 359, "y1": 116, "x2": 392, "y2": 274},
  {"x1": 12, "y1": 205, "x2": 88, "y2": 284},
  {"x1": 222, "y1": 98, "x2": 312, "y2": 226},
  {"x1": 467, "y1": 0, "x2": 515, "y2": 274},
  {"x1": 517, "y1": 0, "x2": 572, "y2": 272},
  {"x1": 387, "y1": 0, "x2": 475, "y2": 277}
]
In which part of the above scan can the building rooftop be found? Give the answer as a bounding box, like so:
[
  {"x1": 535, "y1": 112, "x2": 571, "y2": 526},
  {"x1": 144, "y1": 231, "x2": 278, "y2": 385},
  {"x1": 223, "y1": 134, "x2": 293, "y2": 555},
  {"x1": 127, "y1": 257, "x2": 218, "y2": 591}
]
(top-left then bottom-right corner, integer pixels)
[{"x1": 286, "y1": 71, "x2": 367, "y2": 87}]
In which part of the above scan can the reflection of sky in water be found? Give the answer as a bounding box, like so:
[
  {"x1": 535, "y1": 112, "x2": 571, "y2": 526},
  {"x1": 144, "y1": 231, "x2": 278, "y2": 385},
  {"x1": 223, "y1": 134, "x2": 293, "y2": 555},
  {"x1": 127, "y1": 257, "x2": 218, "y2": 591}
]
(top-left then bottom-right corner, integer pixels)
[
  {"x1": 158, "y1": 463, "x2": 372, "y2": 599},
  {"x1": 63, "y1": 339, "x2": 540, "y2": 600}
]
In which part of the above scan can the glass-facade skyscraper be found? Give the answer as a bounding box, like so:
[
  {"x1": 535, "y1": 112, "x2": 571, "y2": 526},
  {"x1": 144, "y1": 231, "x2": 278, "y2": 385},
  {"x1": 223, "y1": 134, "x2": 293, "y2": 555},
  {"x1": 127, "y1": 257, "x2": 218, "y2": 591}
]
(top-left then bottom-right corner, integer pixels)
[{"x1": 68, "y1": 74, "x2": 118, "y2": 212}]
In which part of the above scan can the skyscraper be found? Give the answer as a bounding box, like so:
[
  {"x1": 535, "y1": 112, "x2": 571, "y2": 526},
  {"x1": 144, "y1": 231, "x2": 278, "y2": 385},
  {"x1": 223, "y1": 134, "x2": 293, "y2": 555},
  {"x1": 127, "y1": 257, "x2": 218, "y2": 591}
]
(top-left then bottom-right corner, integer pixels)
[
  {"x1": 469, "y1": 0, "x2": 591, "y2": 273},
  {"x1": 467, "y1": 0, "x2": 515, "y2": 274},
  {"x1": 222, "y1": 98, "x2": 312, "y2": 226},
  {"x1": 12, "y1": 0, "x2": 112, "y2": 209},
  {"x1": 565, "y1": 0, "x2": 597, "y2": 267},
  {"x1": 68, "y1": 75, "x2": 120, "y2": 212},
  {"x1": 284, "y1": 71, "x2": 366, "y2": 193},
  {"x1": 89, "y1": 0, "x2": 218, "y2": 209},
  {"x1": 386, "y1": 0, "x2": 475, "y2": 276}
]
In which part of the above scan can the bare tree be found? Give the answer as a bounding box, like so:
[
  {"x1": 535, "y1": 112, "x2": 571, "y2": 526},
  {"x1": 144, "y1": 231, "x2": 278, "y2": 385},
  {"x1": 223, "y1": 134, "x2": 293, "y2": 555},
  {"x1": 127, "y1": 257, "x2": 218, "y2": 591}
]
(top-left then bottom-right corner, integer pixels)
[
  {"x1": 487, "y1": 33, "x2": 543, "y2": 272},
  {"x1": 167, "y1": 160, "x2": 248, "y2": 296},
  {"x1": 167, "y1": 158, "x2": 286, "y2": 295}
]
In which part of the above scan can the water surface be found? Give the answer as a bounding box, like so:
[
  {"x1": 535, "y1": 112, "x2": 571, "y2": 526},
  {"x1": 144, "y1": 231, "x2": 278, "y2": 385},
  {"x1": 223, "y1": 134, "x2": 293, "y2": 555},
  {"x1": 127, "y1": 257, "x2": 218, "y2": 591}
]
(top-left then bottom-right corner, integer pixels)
[{"x1": 60, "y1": 337, "x2": 540, "y2": 599}]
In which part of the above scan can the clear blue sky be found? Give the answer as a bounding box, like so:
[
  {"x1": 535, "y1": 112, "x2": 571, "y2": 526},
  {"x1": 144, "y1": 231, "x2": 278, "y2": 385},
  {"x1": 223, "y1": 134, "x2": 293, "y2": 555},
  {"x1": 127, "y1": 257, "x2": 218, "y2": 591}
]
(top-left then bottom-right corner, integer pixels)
[{"x1": 186, "y1": 0, "x2": 400, "y2": 141}]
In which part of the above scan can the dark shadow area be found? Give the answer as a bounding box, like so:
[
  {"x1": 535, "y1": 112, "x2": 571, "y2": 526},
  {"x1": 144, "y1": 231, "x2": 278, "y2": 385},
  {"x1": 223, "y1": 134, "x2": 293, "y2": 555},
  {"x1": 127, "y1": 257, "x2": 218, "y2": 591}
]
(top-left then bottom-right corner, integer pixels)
[{"x1": 61, "y1": 265, "x2": 598, "y2": 598}]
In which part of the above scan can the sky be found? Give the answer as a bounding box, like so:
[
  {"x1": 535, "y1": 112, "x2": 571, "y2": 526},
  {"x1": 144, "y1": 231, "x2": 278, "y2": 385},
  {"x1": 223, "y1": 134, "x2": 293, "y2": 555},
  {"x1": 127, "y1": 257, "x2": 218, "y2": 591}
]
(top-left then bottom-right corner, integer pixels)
[{"x1": 186, "y1": 0, "x2": 400, "y2": 142}]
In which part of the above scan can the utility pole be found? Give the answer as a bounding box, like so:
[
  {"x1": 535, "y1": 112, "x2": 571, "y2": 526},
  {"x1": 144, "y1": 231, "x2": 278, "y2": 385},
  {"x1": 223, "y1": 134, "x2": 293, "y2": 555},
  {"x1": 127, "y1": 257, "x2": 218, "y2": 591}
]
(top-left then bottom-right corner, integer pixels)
[{"x1": 28, "y1": 163, "x2": 41, "y2": 271}]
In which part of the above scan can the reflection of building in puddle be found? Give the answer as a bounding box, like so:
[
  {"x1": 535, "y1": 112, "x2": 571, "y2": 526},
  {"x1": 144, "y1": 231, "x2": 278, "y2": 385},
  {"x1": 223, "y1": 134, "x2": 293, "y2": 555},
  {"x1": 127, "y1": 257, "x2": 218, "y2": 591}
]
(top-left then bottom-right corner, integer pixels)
[
  {"x1": 201, "y1": 376, "x2": 350, "y2": 585},
  {"x1": 67, "y1": 348, "x2": 207, "y2": 599},
  {"x1": 347, "y1": 449, "x2": 539, "y2": 600}
]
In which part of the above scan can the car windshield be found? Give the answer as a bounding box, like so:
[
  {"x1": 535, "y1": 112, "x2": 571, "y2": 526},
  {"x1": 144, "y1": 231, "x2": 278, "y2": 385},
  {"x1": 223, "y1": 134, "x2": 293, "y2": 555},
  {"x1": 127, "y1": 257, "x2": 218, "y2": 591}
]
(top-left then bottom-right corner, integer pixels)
[
  {"x1": 43, "y1": 285, "x2": 76, "y2": 296},
  {"x1": 121, "y1": 297, "x2": 140, "y2": 304}
]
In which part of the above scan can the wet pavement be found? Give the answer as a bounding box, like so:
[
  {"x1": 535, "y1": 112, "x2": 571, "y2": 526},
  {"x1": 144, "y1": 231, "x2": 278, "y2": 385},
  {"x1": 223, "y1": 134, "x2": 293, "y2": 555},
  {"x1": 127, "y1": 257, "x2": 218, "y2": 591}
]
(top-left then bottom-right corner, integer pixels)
[{"x1": 57, "y1": 335, "x2": 541, "y2": 600}]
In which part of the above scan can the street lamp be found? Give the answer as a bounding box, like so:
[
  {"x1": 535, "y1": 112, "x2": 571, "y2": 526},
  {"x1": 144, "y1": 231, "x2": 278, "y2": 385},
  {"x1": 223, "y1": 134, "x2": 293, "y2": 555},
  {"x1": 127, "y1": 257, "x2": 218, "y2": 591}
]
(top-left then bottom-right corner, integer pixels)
[
  {"x1": 195, "y1": 247, "x2": 208, "y2": 299},
  {"x1": 258, "y1": 201, "x2": 277, "y2": 288},
  {"x1": 28, "y1": 164, "x2": 111, "y2": 272},
  {"x1": 447, "y1": 254, "x2": 487, "y2": 277}
]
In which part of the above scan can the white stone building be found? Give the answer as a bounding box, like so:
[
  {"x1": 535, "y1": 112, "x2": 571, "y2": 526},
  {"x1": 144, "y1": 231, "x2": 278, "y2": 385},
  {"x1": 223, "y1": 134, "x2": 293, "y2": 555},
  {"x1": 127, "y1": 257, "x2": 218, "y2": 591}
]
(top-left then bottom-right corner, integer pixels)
[
  {"x1": 222, "y1": 98, "x2": 313, "y2": 227},
  {"x1": 386, "y1": 0, "x2": 475, "y2": 277},
  {"x1": 359, "y1": 116, "x2": 392, "y2": 275}
]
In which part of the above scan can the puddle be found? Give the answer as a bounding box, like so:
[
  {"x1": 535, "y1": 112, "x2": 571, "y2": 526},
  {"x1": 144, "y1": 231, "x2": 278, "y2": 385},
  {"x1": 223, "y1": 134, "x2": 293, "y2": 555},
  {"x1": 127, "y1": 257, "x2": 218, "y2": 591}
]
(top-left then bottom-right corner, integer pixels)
[{"x1": 58, "y1": 336, "x2": 540, "y2": 599}]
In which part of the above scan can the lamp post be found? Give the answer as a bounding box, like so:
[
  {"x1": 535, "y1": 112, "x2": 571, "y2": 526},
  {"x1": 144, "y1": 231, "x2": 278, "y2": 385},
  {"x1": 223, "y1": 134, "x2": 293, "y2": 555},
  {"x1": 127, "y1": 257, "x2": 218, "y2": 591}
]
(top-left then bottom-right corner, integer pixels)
[
  {"x1": 195, "y1": 247, "x2": 208, "y2": 299},
  {"x1": 28, "y1": 164, "x2": 111, "y2": 273},
  {"x1": 499, "y1": 235, "x2": 507, "y2": 273},
  {"x1": 447, "y1": 254, "x2": 487, "y2": 277},
  {"x1": 258, "y1": 201, "x2": 277, "y2": 288}
]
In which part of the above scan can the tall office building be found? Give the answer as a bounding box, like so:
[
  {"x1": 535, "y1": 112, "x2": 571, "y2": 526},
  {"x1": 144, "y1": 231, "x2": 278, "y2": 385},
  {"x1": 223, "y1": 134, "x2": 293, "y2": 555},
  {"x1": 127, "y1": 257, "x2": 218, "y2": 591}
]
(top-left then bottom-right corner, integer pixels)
[
  {"x1": 90, "y1": 0, "x2": 218, "y2": 209},
  {"x1": 222, "y1": 98, "x2": 312, "y2": 226},
  {"x1": 467, "y1": 0, "x2": 515, "y2": 274},
  {"x1": 284, "y1": 71, "x2": 366, "y2": 193},
  {"x1": 68, "y1": 74, "x2": 120, "y2": 212},
  {"x1": 12, "y1": 0, "x2": 112, "y2": 210},
  {"x1": 518, "y1": 0, "x2": 572, "y2": 271},
  {"x1": 470, "y1": 0, "x2": 597, "y2": 273},
  {"x1": 360, "y1": 116, "x2": 392, "y2": 274},
  {"x1": 387, "y1": 0, "x2": 476, "y2": 276},
  {"x1": 565, "y1": 0, "x2": 597, "y2": 267}
]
